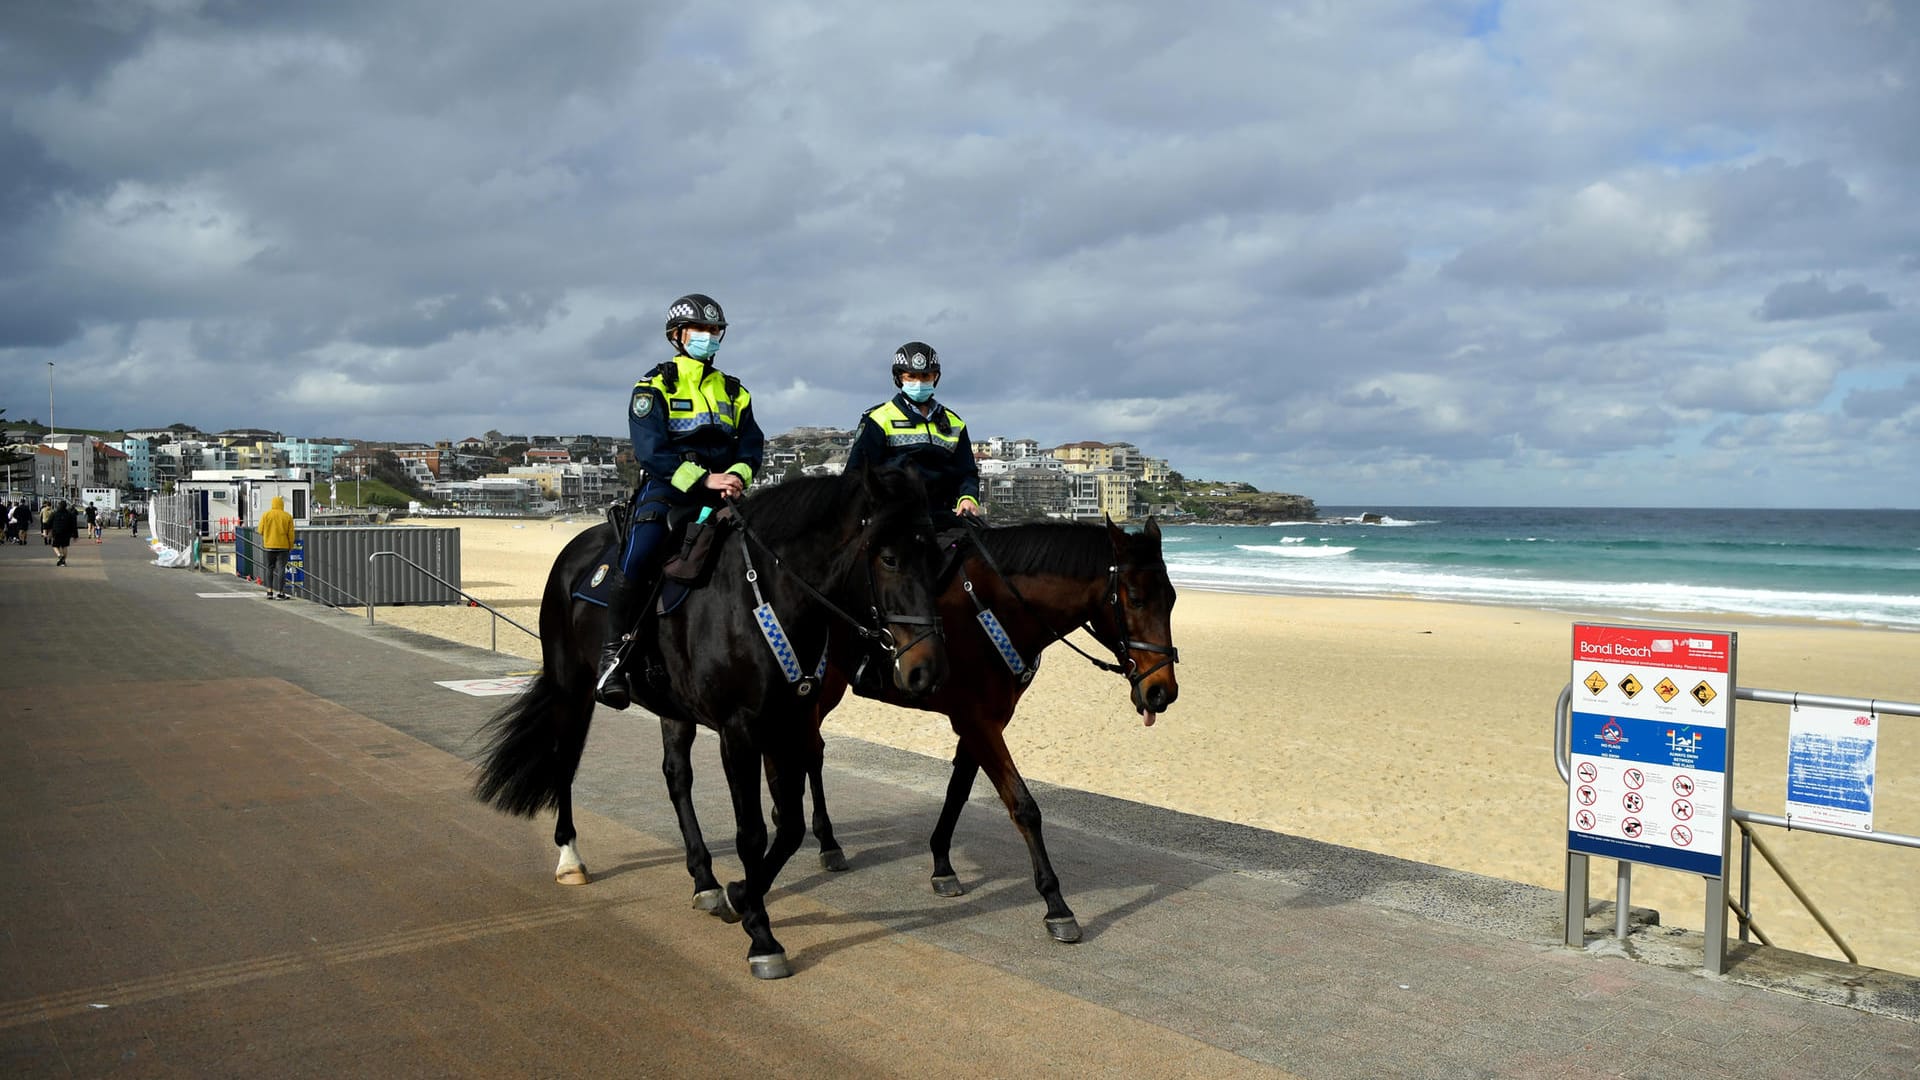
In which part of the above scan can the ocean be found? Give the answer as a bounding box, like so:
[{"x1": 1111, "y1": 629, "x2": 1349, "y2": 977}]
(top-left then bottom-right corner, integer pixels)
[{"x1": 1159, "y1": 507, "x2": 1920, "y2": 631}]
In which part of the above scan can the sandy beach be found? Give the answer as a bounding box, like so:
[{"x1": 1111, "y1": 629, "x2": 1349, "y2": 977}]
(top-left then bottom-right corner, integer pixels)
[{"x1": 373, "y1": 518, "x2": 1920, "y2": 975}]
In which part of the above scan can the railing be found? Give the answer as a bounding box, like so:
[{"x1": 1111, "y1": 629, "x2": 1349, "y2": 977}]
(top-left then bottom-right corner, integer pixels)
[
  {"x1": 1555, "y1": 683, "x2": 1919, "y2": 964},
  {"x1": 365, "y1": 550, "x2": 537, "y2": 652}
]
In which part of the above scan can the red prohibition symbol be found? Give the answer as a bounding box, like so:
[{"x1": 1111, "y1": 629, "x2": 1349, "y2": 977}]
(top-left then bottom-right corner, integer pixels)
[
  {"x1": 1622, "y1": 791, "x2": 1645, "y2": 814},
  {"x1": 1576, "y1": 785, "x2": 1597, "y2": 806},
  {"x1": 1575, "y1": 810, "x2": 1596, "y2": 831},
  {"x1": 1621, "y1": 818, "x2": 1644, "y2": 839},
  {"x1": 1671, "y1": 799, "x2": 1694, "y2": 821},
  {"x1": 1622, "y1": 768, "x2": 1645, "y2": 790},
  {"x1": 1577, "y1": 762, "x2": 1598, "y2": 783},
  {"x1": 1672, "y1": 774, "x2": 1695, "y2": 797},
  {"x1": 1671, "y1": 824, "x2": 1694, "y2": 847}
]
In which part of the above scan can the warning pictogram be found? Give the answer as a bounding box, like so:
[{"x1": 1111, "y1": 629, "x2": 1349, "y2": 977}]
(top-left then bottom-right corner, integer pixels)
[
  {"x1": 1621, "y1": 818, "x2": 1643, "y2": 839},
  {"x1": 1622, "y1": 768, "x2": 1645, "y2": 790},
  {"x1": 1584, "y1": 670, "x2": 1608, "y2": 695},
  {"x1": 1618, "y1": 673, "x2": 1643, "y2": 699},
  {"x1": 1672, "y1": 799, "x2": 1694, "y2": 821},
  {"x1": 1622, "y1": 791, "x2": 1645, "y2": 814},
  {"x1": 1691, "y1": 680, "x2": 1718, "y2": 706},
  {"x1": 1575, "y1": 810, "x2": 1596, "y2": 831},
  {"x1": 1672, "y1": 774, "x2": 1695, "y2": 797},
  {"x1": 1576, "y1": 785, "x2": 1598, "y2": 806},
  {"x1": 1600, "y1": 720, "x2": 1624, "y2": 744},
  {"x1": 1654, "y1": 677, "x2": 1680, "y2": 703},
  {"x1": 1670, "y1": 824, "x2": 1693, "y2": 847},
  {"x1": 1576, "y1": 762, "x2": 1598, "y2": 783}
]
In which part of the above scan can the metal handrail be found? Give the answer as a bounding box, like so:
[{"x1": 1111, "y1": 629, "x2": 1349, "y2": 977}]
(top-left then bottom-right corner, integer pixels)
[
  {"x1": 365, "y1": 550, "x2": 537, "y2": 652},
  {"x1": 1556, "y1": 680, "x2": 1918, "y2": 965}
]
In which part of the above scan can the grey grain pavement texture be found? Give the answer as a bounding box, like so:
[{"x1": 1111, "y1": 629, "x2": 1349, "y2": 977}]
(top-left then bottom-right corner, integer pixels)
[{"x1": 1, "y1": 535, "x2": 1915, "y2": 1079}]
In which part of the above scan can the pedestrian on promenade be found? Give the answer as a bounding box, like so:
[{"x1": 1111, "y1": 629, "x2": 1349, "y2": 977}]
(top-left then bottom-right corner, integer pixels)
[
  {"x1": 3, "y1": 500, "x2": 18, "y2": 545},
  {"x1": 40, "y1": 502, "x2": 53, "y2": 545},
  {"x1": 49, "y1": 500, "x2": 79, "y2": 566},
  {"x1": 85, "y1": 504, "x2": 101, "y2": 543},
  {"x1": 258, "y1": 495, "x2": 296, "y2": 599}
]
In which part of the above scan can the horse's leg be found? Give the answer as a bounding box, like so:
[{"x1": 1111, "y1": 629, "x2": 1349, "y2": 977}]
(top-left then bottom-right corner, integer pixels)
[
  {"x1": 660, "y1": 714, "x2": 725, "y2": 912},
  {"x1": 552, "y1": 688, "x2": 595, "y2": 885},
  {"x1": 714, "y1": 726, "x2": 790, "y2": 978},
  {"x1": 805, "y1": 722, "x2": 848, "y2": 871},
  {"x1": 927, "y1": 741, "x2": 981, "y2": 898},
  {"x1": 960, "y1": 720, "x2": 1082, "y2": 943}
]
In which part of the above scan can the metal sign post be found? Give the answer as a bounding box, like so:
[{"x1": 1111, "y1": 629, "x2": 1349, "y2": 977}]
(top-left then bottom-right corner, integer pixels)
[{"x1": 1564, "y1": 623, "x2": 1736, "y2": 973}]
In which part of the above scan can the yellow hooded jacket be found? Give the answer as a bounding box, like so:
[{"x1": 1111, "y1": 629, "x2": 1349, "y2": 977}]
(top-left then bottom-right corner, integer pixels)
[{"x1": 258, "y1": 496, "x2": 296, "y2": 550}]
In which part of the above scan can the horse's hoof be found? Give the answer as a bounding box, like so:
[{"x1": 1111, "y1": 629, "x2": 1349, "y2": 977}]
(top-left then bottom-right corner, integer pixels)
[
  {"x1": 1045, "y1": 916, "x2": 1083, "y2": 943},
  {"x1": 930, "y1": 874, "x2": 965, "y2": 898},
  {"x1": 692, "y1": 888, "x2": 726, "y2": 915},
  {"x1": 819, "y1": 848, "x2": 849, "y2": 872},
  {"x1": 555, "y1": 867, "x2": 591, "y2": 886},
  {"x1": 713, "y1": 886, "x2": 744, "y2": 925},
  {"x1": 748, "y1": 951, "x2": 792, "y2": 980}
]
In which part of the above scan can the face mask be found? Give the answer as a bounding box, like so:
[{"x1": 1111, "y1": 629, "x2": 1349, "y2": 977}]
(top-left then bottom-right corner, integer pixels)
[
  {"x1": 682, "y1": 331, "x2": 719, "y2": 360},
  {"x1": 901, "y1": 382, "x2": 936, "y2": 403}
]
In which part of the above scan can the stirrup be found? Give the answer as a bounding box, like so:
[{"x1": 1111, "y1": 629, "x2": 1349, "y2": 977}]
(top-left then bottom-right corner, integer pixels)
[{"x1": 594, "y1": 644, "x2": 631, "y2": 709}]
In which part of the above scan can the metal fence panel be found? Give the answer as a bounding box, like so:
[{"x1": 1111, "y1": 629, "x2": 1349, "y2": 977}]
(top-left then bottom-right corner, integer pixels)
[{"x1": 299, "y1": 526, "x2": 462, "y2": 606}]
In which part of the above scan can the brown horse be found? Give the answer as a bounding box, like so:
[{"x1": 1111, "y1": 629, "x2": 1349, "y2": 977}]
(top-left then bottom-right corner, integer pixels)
[{"x1": 660, "y1": 518, "x2": 1179, "y2": 943}]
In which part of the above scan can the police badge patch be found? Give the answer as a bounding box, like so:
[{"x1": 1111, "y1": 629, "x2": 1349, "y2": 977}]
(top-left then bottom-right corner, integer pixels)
[
  {"x1": 590, "y1": 564, "x2": 610, "y2": 588},
  {"x1": 633, "y1": 393, "x2": 653, "y2": 418}
]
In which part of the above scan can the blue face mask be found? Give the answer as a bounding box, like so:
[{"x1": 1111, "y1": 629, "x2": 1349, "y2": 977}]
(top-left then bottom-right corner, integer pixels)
[
  {"x1": 682, "y1": 331, "x2": 719, "y2": 360},
  {"x1": 901, "y1": 382, "x2": 936, "y2": 403}
]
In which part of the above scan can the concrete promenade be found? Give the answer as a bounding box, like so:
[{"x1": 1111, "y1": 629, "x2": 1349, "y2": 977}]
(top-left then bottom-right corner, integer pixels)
[{"x1": 2, "y1": 534, "x2": 1916, "y2": 1078}]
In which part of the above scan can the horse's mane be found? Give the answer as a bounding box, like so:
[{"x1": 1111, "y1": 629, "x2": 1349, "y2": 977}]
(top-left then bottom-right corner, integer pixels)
[
  {"x1": 735, "y1": 467, "x2": 926, "y2": 546},
  {"x1": 976, "y1": 522, "x2": 1113, "y2": 579}
]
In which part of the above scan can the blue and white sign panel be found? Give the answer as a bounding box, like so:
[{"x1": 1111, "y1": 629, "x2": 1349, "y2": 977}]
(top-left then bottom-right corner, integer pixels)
[
  {"x1": 1786, "y1": 705, "x2": 1878, "y2": 833},
  {"x1": 1569, "y1": 624, "x2": 1735, "y2": 878}
]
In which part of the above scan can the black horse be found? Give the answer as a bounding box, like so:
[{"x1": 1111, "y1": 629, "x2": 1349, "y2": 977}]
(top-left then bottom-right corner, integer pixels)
[
  {"x1": 472, "y1": 467, "x2": 949, "y2": 979},
  {"x1": 660, "y1": 518, "x2": 1180, "y2": 943}
]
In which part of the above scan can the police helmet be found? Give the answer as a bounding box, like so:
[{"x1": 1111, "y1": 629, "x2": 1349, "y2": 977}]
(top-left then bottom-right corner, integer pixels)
[
  {"x1": 665, "y1": 294, "x2": 727, "y2": 332},
  {"x1": 890, "y1": 341, "x2": 941, "y2": 386}
]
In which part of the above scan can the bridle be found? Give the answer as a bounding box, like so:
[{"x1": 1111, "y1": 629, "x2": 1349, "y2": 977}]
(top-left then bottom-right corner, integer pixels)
[
  {"x1": 962, "y1": 526, "x2": 1179, "y2": 692},
  {"x1": 730, "y1": 506, "x2": 944, "y2": 680}
]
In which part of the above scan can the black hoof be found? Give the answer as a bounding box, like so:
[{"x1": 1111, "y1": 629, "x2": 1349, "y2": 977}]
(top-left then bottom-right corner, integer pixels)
[
  {"x1": 819, "y1": 848, "x2": 849, "y2": 872},
  {"x1": 692, "y1": 888, "x2": 726, "y2": 915},
  {"x1": 1045, "y1": 915, "x2": 1082, "y2": 943},
  {"x1": 930, "y1": 874, "x2": 965, "y2": 898},
  {"x1": 748, "y1": 951, "x2": 792, "y2": 980}
]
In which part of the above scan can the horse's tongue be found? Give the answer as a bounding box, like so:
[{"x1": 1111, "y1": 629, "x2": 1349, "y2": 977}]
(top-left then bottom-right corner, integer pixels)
[{"x1": 1140, "y1": 709, "x2": 1157, "y2": 727}]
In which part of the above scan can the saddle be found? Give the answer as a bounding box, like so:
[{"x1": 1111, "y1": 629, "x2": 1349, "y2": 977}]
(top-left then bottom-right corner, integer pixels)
[{"x1": 572, "y1": 502, "x2": 731, "y2": 615}]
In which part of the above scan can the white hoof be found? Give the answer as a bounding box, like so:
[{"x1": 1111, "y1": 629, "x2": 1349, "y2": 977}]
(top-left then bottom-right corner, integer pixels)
[{"x1": 554, "y1": 843, "x2": 589, "y2": 886}]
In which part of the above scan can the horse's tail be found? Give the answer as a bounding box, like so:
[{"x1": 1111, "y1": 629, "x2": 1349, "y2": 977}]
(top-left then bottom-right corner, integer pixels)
[
  {"x1": 471, "y1": 670, "x2": 573, "y2": 817},
  {"x1": 472, "y1": 525, "x2": 603, "y2": 817}
]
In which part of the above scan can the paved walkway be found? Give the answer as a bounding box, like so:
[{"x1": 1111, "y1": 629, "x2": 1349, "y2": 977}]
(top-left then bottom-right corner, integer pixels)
[{"x1": 1, "y1": 534, "x2": 1915, "y2": 1078}]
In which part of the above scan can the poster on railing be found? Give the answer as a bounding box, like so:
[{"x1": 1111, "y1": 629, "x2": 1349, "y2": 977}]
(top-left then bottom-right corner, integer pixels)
[
  {"x1": 1568, "y1": 624, "x2": 1735, "y2": 878},
  {"x1": 1786, "y1": 705, "x2": 1877, "y2": 833}
]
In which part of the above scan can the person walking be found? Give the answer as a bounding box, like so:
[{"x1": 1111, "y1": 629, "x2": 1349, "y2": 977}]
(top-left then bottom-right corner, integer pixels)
[
  {"x1": 845, "y1": 341, "x2": 984, "y2": 526},
  {"x1": 594, "y1": 292, "x2": 764, "y2": 709},
  {"x1": 49, "y1": 500, "x2": 79, "y2": 566},
  {"x1": 40, "y1": 501, "x2": 53, "y2": 545},
  {"x1": 258, "y1": 495, "x2": 296, "y2": 599}
]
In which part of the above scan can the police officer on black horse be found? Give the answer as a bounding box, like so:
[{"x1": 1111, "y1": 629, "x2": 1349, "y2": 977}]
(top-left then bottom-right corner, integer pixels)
[
  {"x1": 596, "y1": 293, "x2": 765, "y2": 709},
  {"x1": 844, "y1": 342, "x2": 984, "y2": 528}
]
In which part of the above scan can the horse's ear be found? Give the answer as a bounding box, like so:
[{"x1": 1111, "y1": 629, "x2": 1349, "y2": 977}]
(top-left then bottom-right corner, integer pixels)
[
  {"x1": 1144, "y1": 516, "x2": 1161, "y2": 541},
  {"x1": 1105, "y1": 514, "x2": 1126, "y2": 544}
]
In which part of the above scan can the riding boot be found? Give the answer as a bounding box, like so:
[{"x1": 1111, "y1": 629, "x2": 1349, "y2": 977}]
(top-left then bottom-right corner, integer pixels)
[{"x1": 594, "y1": 572, "x2": 639, "y2": 710}]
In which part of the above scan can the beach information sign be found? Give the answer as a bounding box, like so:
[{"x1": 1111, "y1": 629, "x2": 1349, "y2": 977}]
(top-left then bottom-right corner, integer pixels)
[
  {"x1": 1786, "y1": 704, "x2": 1878, "y2": 833},
  {"x1": 1568, "y1": 624, "x2": 1735, "y2": 877}
]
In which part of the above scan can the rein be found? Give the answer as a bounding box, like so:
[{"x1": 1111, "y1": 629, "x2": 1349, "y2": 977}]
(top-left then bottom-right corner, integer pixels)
[
  {"x1": 730, "y1": 508, "x2": 943, "y2": 661},
  {"x1": 961, "y1": 526, "x2": 1179, "y2": 688}
]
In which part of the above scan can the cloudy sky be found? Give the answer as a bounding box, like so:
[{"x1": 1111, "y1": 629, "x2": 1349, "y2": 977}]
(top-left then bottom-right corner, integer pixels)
[{"x1": 3, "y1": 1, "x2": 1916, "y2": 507}]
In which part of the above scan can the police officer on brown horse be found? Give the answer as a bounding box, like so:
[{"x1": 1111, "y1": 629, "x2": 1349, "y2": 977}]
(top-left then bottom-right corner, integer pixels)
[
  {"x1": 844, "y1": 342, "x2": 984, "y2": 527},
  {"x1": 596, "y1": 293, "x2": 765, "y2": 708}
]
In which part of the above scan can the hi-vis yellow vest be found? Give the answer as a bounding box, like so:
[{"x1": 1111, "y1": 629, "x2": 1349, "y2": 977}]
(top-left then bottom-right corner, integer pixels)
[
  {"x1": 641, "y1": 357, "x2": 751, "y2": 438},
  {"x1": 865, "y1": 399, "x2": 966, "y2": 453}
]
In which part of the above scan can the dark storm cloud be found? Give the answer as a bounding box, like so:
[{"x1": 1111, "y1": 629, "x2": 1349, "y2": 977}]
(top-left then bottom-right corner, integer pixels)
[
  {"x1": 1757, "y1": 277, "x2": 1893, "y2": 322},
  {"x1": 3, "y1": 0, "x2": 1917, "y2": 507}
]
